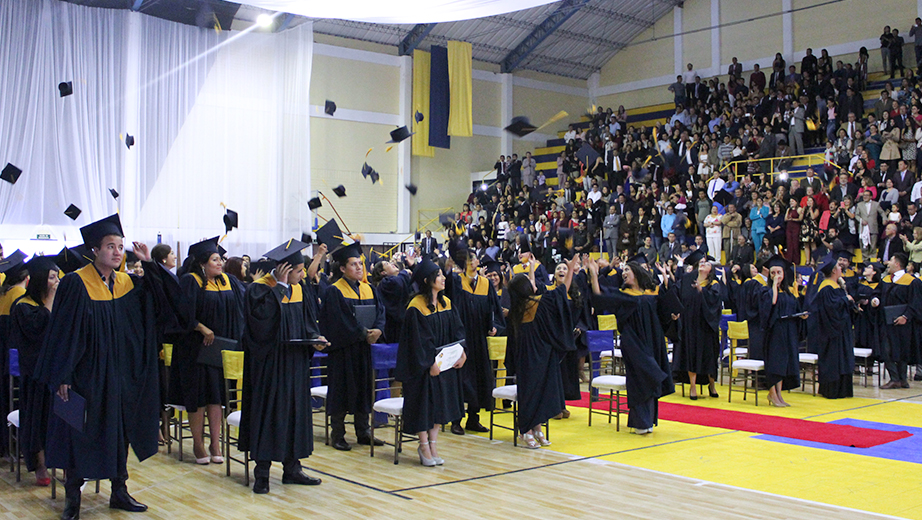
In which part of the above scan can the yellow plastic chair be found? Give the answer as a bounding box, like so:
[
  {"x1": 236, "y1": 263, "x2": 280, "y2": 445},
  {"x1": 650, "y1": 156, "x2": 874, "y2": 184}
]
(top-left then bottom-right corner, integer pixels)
[
  {"x1": 726, "y1": 321, "x2": 763, "y2": 405},
  {"x1": 488, "y1": 336, "x2": 508, "y2": 411},
  {"x1": 597, "y1": 315, "x2": 621, "y2": 374},
  {"x1": 222, "y1": 350, "x2": 249, "y2": 484}
]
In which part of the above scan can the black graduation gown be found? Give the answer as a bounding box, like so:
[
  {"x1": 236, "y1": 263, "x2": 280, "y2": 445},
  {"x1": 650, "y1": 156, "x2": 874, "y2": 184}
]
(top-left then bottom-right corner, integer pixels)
[
  {"x1": 395, "y1": 295, "x2": 466, "y2": 433},
  {"x1": 446, "y1": 272, "x2": 497, "y2": 413},
  {"x1": 34, "y1": 263, "x2": 164, "y2": 479},
  {"x1": 673, "y1": 275, "x2": 722, "y2": 383},
  {"x1": 760, "y1": 288, "x2": 802, "y2": 390},
  {"x1": 854, "y1": 281, "x2": 882, "y2": 359},
  {"x1": 880, "y1": 273, "x2": 922, "y2": 367},
  {"x1": 493, "y1": 287, "x2": 510, "y2": 336},
  {"x1": 803, "y1": 271, "x2": 825, "y2": 355},
  {"x1": 739, "y1": 277, "x2": 768, "y2": 360},
  {"x1": 319, "y1": 277, "x2": 386, "y2": 416},
  {"x1": 809, "y1": 280, "x2": 855, "y2": 398},
  {"x1": 591, "y1": 287, "x2": 674, "y2": 430},
  {"x1": 377, "y1": 271, "x2": 412, "y2": 344},
  {"x1": 168, "y1": 273, "x2": 245, "y2": 410},
  {"x1": 239, "y1": 276, "x2": 318, "y2": 461},
  {"x1": 0, "y1": 285, "x2": 25, "y2": 457},
  {"x1": 9, "y1": 296, "x2": 52, "y2": 471},
  {"x1": 510, "y1": 285, "x2": 575, "y2": 433}
]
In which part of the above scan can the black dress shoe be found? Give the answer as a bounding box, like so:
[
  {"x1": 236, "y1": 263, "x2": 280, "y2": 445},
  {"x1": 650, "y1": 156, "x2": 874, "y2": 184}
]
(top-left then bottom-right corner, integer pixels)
[
  {"x1": 689, "y1": 395, "x2": 698, "y2": 401},
  {"x1": 450, "y1": 422, "x2": 465, "y2": 435},
  {"x1": 356, "y1": 436, "x2": 384, "y2": 446},
  {"x1": 109, "y1": 489, "x2": 148, "y2": 512},
  {"x1": 331, "y1": 439, "x2": 352, "y2": 451},
  {"x1": 282, "y1": 471, "x2": 322, "y2": 486},
  {"x1": 465, "y1": 421, "x2": 489, "y2": 433},
  {"x1": 253, "y1": 478, "x2": 269, "y2": 494},
  {"x1": 61, "y1": 494, "x2": 81, "y2": 520},
  {"x1": 709, "y1": 392, "x2": 719, "y2": 398}
]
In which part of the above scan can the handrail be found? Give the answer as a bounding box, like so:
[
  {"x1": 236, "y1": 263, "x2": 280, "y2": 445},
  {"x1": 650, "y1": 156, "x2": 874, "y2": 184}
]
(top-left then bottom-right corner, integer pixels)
[
  {"x1": 380, "y1": 208, "x2": 454, "y2": 259},
  {"x1": 716, "y1": 153, "x2": 837, "y2": 183}
]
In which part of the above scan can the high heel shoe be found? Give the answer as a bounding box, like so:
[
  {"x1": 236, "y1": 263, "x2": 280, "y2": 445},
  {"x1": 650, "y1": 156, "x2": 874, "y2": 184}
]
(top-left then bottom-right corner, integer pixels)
[
  {"x1": 519, "y1": 433, "x2": 540, "y2": 449},
  {"x1": 428, "y1": 441, "x2": 444, "y2": 465},
  {"x1": 417, "y1": 442, "x2": 437, "y2": 467},
  {"x1": 534, "y1": 430, "x2": 551, "y2": 446},
  {"x1": 689, "y1": 395, "x2": 698, "y2": 401}
]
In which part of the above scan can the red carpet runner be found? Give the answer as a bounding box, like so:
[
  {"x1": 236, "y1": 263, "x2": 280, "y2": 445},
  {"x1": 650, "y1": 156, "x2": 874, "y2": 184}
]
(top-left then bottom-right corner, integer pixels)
[{"x1": 569, "y1": 392, "x2": 911, "y2": 448}]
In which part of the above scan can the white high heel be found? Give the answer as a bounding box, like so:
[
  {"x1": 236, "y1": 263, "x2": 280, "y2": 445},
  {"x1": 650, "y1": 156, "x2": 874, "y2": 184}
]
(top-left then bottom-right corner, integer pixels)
[
  {"x1": 417, "y1": 442, "x2": 437, "y2": 467},
  {"x1": 428, "y1": 441, "x2": 445, "y2": 465}
]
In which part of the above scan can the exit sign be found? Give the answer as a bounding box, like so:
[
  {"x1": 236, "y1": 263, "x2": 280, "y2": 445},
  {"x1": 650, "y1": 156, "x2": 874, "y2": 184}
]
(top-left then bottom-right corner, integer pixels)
[{"x1": 36, "y1": 233, "x2": 52, "y2": 240}]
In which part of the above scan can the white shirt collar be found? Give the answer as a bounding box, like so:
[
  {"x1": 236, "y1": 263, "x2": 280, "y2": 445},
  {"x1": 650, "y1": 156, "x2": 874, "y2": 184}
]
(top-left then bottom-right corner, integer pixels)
[{"x1": 894, "y1": 270, "x2": 905, "y2": 282}]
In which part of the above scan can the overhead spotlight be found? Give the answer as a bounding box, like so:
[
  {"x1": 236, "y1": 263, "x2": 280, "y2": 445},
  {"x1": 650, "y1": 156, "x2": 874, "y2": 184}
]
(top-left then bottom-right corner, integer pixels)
[
  {"x1": 480, "y1": 183, "x2": 488, "y2": 191},
  {"x1": 778, "y1": 172, "x2": 788, "y2": 181},
  {"x1": 256, "y1": 14, "x2": 273, "y2": 27}
]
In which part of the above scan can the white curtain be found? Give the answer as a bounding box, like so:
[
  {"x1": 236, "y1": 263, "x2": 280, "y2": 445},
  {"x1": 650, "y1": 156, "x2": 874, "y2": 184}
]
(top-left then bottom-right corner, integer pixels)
[
  {"x1": 0, "y1": 0, "x2": 313, "y2": 259},
  {"x1": 237, "y1": 0, "x2": 557, "y2": 24}
]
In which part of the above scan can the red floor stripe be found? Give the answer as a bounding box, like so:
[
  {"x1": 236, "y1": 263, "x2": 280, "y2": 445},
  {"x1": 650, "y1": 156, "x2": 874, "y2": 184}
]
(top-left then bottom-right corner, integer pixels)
[{"x1": 569, "y1": 392, "x2": 911, "y2": 448}]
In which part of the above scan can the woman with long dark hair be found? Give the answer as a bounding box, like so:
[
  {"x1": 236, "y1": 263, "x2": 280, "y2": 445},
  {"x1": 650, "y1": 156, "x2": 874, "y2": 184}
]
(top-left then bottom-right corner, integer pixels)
[
  {"x1": 672, "y1": 250, "x2": 723, "y2": 399},
  {"x1": 809, "y1": 256, "x2": 856, "y2": 398},
  {"x1": 505, "y1": 256, "x2": 577, "y2": 448},
  {"x1": 586, "y1": 259, "x2": 675, "y2": 434},
  {"x1": 0, "y1": 250, "x2": 28, "y2": 458},
  {"x1": 854, "y1": 262, "x2": 883, "y2": 363},
  {"x1": 546, "y1": 259, "x2": 590, "y2": 418},
  {"x1": 169, "y1": 238, "x2": 245, "y2": 464},
  {"x1": 396, "y1": 259, "x2": 467, "y2": 466},
  {"x1": 371, "y1": 252, "x2": 416, "y2": 344},
  {"x1": 9, "y1": 256, "x2": 59, "y2": 485},
  {"x1": 760, "y1": 256, "x2": 803, "y2": 407}
]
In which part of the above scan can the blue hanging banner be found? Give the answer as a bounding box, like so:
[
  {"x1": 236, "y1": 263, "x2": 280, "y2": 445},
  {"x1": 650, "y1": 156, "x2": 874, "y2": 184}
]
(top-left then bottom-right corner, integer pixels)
[{"x1": 428, "y1": 45, "x2": 451, "y2": 149}]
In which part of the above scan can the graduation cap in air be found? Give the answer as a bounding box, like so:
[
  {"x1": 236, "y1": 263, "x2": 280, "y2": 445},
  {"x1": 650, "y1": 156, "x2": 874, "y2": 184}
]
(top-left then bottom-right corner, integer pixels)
[
  {"x1": 405, "y1": 183, "x2": 418, "y2": 195},
  {"x1": 628, "y1": 253, "x2": 650, "y2": 266},
  {"x1": 109, "y1": 188, "x2": 119, "y2": 200},
  {"x1": 55, "y1": 246, "x2": 89, "y2": 274},
  {"x1": 217, "y1": 242, "x2": 227, "y2": 258},
  {"x1": 58, "y1": 81, "x2": 73, "y2": 97},
  {"x1": 124, "y1": 134, "x2": 135, "y2": 149},
  {"x1": 1, "y1": 163, "x2": 22, "y2": 185},
  {"x1": 188, "y1": 237, "x2": 221, "y2": 263},
  {"x1": 332, "y1": 185, "x2": 347, "y2": 198},
  {"x1": 387, "y1": 126, "x2": 414, "y2": 144},
  {"x1": 360, "y1": 162, "x2": 380, "y2": 184},
  {"x1": 300, "y1": 232, "x2": 313, "y2": 245},
  {"x1": 80, "y1": 213, "x2": 123, "y2": 247},
  {"x1": 414, "y1": 110, "x2": 424, "y2": 124},
  {"x1": 125, "y1": 250, "x2": 139, "y2": 264},
  {"x1": 438, "y1": 212, "x2": 454, "y2": 227},
  {"x1": 315, "y1": 219, "x2": 345, "y2": 250},
  {"x1": 26, "y1": 254, "x2": 60, "y2": 279},
  {"x1": 308, "y1": 197, "x2": 322, "y2": 210},
  {"x1": 518, "y1": 239, "x2": 531, "y2": 254},
  {"x1": 250, "y1": 259, "x2": 276, "y2": 276},
  {"x1": 367, "y1": 249, "x2": 383, "y2": 268},
  {"x1": 0, "y1": 250, "x2": 27, "y2": 274},
  {"x1": 482, "y1": 255, "x2": 503, "y2": 275},
  {"x1": 411, "y1": 257, "x2": 440, "y2": 288},
  {"x1": 324, "y1": 100, "x2": 337, "y2": 116},
  {"x1": 504, "y1": 116, "x2": 537, "y2": 138},
  {"x1": 223, "y1": 208, "x2": 238, "y2": 233},
  {"x1": 64, "y1": 204, "x2": 82, "y2": 221},
  {"x1": 575, "y1": 142, "x2": 601, "y2": 167},
  {"x1": 713, "y1": 189, "x2": 733, "y2": 207},
  {"x1": 264, "y1": 238, "x2": 310, "y2": 266},
  {"x1": 330, "y1": 242, "x2": 363, "y2": 265},
  {"x1": 684, "y1": 249, "x2": 706, "y2": 267}
]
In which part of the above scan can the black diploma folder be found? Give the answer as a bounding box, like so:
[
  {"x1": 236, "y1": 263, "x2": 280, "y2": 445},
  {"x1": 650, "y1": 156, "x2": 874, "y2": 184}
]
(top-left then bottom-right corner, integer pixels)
[
  {"x1": 54, "y1": 389, "x2": 86, "y2": 433},
  {"x1": 196, "y1": 336, "x2": 241, "y2": 368},
  {"x1": 354, "y1": 305, "x2": 377, "y2": 329},
  {"x1": 884, "y1": 304, "x2": 908, "y2": 324},
  {"x1": 283, "y1": 338, "x2": 327, "y2": 347}
]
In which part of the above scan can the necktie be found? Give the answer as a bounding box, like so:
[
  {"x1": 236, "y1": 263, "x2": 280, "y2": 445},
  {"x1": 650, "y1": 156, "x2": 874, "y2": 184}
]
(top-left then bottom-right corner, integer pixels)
[
  {"x1": 849, "y1": 123, "x2": 854, "y2": 137},
  {"x1": 883, "y1": 239, "x2": 890, "y2": 262}
]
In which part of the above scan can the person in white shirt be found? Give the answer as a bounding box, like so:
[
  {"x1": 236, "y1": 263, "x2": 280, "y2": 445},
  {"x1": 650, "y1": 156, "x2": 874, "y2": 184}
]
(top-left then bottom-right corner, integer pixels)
[
  {"x1": 587, "y1": 184, "x2": 602, "y2": 204},
  {"x1": 683, "y1": 63, "x2": 698, "y2": 101},
  {"x1": 521, "y1": 152, "x2": 537, "y2": 188},
  {"x1": 911, "y1": 178, "x2": 922, "y2": 205},
  {"x1": 563, "y1": 125, "x2": 577, "y2": 142}
]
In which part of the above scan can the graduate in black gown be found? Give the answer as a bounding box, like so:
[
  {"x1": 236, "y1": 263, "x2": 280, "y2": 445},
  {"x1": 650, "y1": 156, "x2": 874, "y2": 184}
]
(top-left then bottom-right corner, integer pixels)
[
  {"x1": 672, "y1": 250, "x2": 723, "y2": 399},
  {"x1": 34, "y1": 215, "x2": 167, "y2": 520},
  {"x1": 809, "y1": 256, "x2": 857, "y2": 398},
  {"x1": 546, "y1": 259, "x2": 590, "y2": 417},
  {"x1": 511, "y1": 241, "x2": 550, "y2": 285},
  {"x1": 168, "y1": 237, "x2": 245, "y2": 464},
  {"x1": 319, "y1": 242, "x2": 386, "y2": 451},
  {"x1": 240, "y1": 238, "x2": 326, "y2": 494},
  {"x1": 445, "y1": 242, "x2": 500, "y2": 434},
  {"x1": 735, "y1": 261, "x2": 769, "y2": 360},
  {"x1": 8, "y1": 255, "x2": 59, "y2": 486},
  {"x1": 506, "y1": 256, "x2": 577, "y2": 448},
  {"x1": 483, "y1": 255, "x2": 509, "y2": 336},
  {"x1": 759, "y1": 255, "x2": 804, "y2": 407},
  {"x1": 371, "y1": 252, "x2": 416, "y2": 344},
  {"x1": 587, "y1": 259, "x2": 675, "y2": 434},
  {"x1": 879, "y1": 253, "x2": 922, "y2": 389},
  {"x1": 0, "y1": 249, "x2": 27, "y2": 460},
  {"x1": 854, "y1": 263, "x2": 884, "y2": 361},
  {"x1": 396, "y1": 259, "x2": 467, "y2": 466}
]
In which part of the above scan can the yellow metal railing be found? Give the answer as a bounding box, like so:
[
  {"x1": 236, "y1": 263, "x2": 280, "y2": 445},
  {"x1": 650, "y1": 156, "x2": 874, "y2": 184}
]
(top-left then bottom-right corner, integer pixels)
[
  {"x1": 380, "y1": 207, "x2": 454, "y2": 259},
  {"x1": 717, "y1": 153, "x2": 836, "y2": 183}
]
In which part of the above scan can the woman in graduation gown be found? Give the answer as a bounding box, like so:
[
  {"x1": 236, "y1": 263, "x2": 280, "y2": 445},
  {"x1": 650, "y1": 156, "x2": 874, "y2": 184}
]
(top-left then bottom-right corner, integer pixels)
[
  {"x1": 34, "y1": 215, "x2": 169, "y2": 519},
  {"x1": 672, "y1": 250, "x2": 723, "y2": 399},
  {"x1": 808, "y1": 256, "x2": 856, "y2": 398},
  {"x1": 8, "y1": 256, "x2": 58, "y2": 486},
  {"x1": 759, "y1": 255, "x2": 804, "y2": 407},
  {"x1": 0, "y1": 249, "x2": 27, "y2": 459},
  {"x1": 240, "y1": 239, "x2": 326, "y2": 494},
  {"x1": 506, "y1": 256, "x2": 577, "y2": 448},
  {"x1": 736, "y1": 262, "x2": 769, "y2": 360},
  {"x1": 396, "y1": 259, "x2": 467, "y2": 466},
  {"x1": 445, "y1": 241, "x2": 501, "y2": 434},
  {"x1": 371, "y1": 252, "x2": 416, "y2": 343},
  {"x1": 168, "y1": 237, "x2": 245, "y2": 464},
  {"x1": 546, "y1": 259, "x2": 590, "y2": 418},
  {"x1": 854, "y1": 263, "x2": 883, "y2": 362},
  {"x1": 587, "y1": 259, "x2": 675, "y2": 434},
  {"x1": 483, "y1": 256, "x2": 509, "y2": 336}
]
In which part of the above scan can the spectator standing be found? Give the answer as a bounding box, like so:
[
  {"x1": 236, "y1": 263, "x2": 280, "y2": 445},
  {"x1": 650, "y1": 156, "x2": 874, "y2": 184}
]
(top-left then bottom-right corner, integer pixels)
[
  {"x1": 602, "y1": 205, "x2": 621, "y2": 260},
  {"x1": 881, "y1": 26, "x2": 894, "y2": 75},
  {"x1": 703, "y1": 205, "x2": 723, "y2": 263},
  {"x1": 890, "y1": 28, "x2": 905, "y2": 79},
  {"x1": 911, "y1": 18, "x2": 922, "y2": 76},
  {"x1": 521, "y1": 152, "x2": 536, "y2": 189},
  {"x1": 683, "y1": 63, "x2": 697, "y2": 102},
  {"x1": 720, "y1": 204, "x2": 743, "y2": 255}
]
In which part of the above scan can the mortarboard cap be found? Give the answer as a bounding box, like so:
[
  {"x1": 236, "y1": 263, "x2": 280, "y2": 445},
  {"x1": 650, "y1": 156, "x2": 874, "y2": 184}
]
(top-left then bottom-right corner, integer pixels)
[
  {"x1": 124, "y1": 134, "x2": 135, "y2": 149},
  {"x1": 217, "y1": 243, "x2": 227, "y2": 257},
  {"x1": 361, "y1": 162, "x2": 380, "y2": 183},
  {"x1": 58, "y1": 81, "x2": 73, "y2": 97},
  {"x1": 55, "y1": 246, "x2": 89, "y2": 274},
  {"x1": 818, "y1": 255, "x2": 838, "y2": 276},
  {"x1": 264, "y1": 238, "x2": 310, "y2": 266},
  {"x1": 765, "y1": 254, "x2": 791, "y2": 271},
  {"x1": 79, "y1": 213, "x2": 123, "y2": 247},
  {"x1": 411, "y1": 258, "x2": 440, "y2": 288},
  {"x1": 223, "y1": 208, "x2": 238, "y2": 233},
  {"x1": 438, "y1": 212, "x2": 454, "y2": 226},
  {"x1": 26, "y1": 255, "x2": 60, "y2": 279},
  {"x1": 250, "y1": 259, "x2": 276, "y2": 276},
  {"x1": 0, "y1": 250, "x2": 27, "y2": 274},
  {"x1": 482, "y1": 255, "x2": 503, "y2": 275},
  {"x1": 188, "y1": 237, "x2": 221, "y2": 264},
  {"x1": 301, "y1": 232, "x2": 313, "y2": 245},
  {"x1": 684, "y1": 249, "x2": 706, "y2": 267},
  {"x1": 125, "y1": 250, "x2": 139, "y2": 264},
  {"x1": 330, "y1": 242, "x2": 363, "y2": 265},
  {"x1": 1, "y1": 163, "x2": 22, "y2": 185},
  {"x1": 64, "y1": 204, "x2": 82, "y2": 221},
  {"x1": 332, "y1": 185, "x2": 347, "y2": 198},
  {"x1": 308, "y1": 197, "x2": 322, "y2": 210},
  {"x1": 315, "y1": 219, "x2": 345, "y2": 250},
  {"x1": 405, "y1": 183, "x2": 418, "y2": 195},
  {"x1": 414, "y1": 110, "x2": 424, "y2": 123},
  {"x1": 109, "y1": 188, "x2": 119, "y2": 200},
  {"x1": 387, "y1": 126, "x2": 414, "y2": 144},
  {"x1": 504, "y1": 116, "x2": 537, "y2": 138},
  {"x1": 713, "y1": 189, "x2": 733, "y2": 207},
  {"x1": 575, "y1": 142, "x2": 601, "y2": 167},
  {"x1": 324, "y1": 100, "x2": 336, "y2": 116},
  {"x1": 518, "y1": 239, "x2": 531, "y2": 254},
  {"x1": 833, "y1": 248, "x2": 854, "y2": 262},
  {"x1": 628, "y1": 253, "x2": 649, "y2": 266}
]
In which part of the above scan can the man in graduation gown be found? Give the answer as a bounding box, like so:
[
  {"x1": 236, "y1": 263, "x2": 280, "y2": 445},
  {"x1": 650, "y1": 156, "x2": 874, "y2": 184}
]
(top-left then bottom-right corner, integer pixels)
[
  {"x1": 319, "y1": 243, "x2": 386, "y2": 451},
  {"x1": 879, "y1": 253, "x2": 922, "y2": 388},
  {"x1": 240, "y1": 239, "x2": 325, "y2": 494},
  {"x1": 33, "y1": 215, "x2": 166, "y2": 520}
]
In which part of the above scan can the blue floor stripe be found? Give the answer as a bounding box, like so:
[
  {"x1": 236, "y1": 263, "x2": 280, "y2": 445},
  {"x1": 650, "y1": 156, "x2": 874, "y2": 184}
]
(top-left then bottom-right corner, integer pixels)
[{"x1": 754, "y1": 418, "x2": 920, "y2": 464}]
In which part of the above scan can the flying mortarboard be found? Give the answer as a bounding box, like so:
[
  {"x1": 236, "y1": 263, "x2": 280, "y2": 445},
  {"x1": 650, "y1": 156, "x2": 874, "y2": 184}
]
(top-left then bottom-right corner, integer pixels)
[
  {"x1": 124, "y1": 134, "x2": 135, "y2": 149},
  {"x1": 188, "y1": 237, "x2": 221, "y2": 263},
  {"x1": 387, "y1": 126, "x2": 414, "y2": 144},
  {"x1": 223, "y1": 209, "x2": 238, "y2": 233},
  {"x1": 628, "y1": 253, "x2": 649, "y2": 266},
  {"x1": 1, "y1": 163, "x2": 22, "y2": 184},
  {"x1": 55, "y1": 246, "x2": 89, "y2": 274},
  {"x1": 332, "y1": 185, "x2": 347, "y2": 197},
  {"x1": 64, "y1": 204, "x2": 82, "y2": 221},
  {"x1": 300, "y1": 232, "x2": 313, "y2": 245},
  {"x1": 684, "y1": 249, "x2": 706, "y2": 267},
  {"x1": 361, "y1": 162, "x2": 380, "y2": 184},
  {"x1": 264, "y1": 238, "x2": 310, "y2": 266},
  {"x1": 713, "y1": 189, "x2": 733, "y2": 207},
  {"x1": 504, "y1": 116, "x2": 537, "y2": 138},
  {"x1": 315, "y1": 219, "x2": 345, "y2": 250},
  {"x1": 308, "y1": 197, "x2": 322, "y2": 210},
  {"x1": 438, "y1": 212, "x2": 454, "y2": 227},
  {"x1": 405, "y1": 183, "x2": 418, "y2": 195},
  {"x1": 324, "y1": 100, "x2": 336, "y2": 116},
  {"x1": 109, "y1": 188, "x2": 119, "y2": 200},
  {"x1": 250, "y1": 259, "x2": 276, "y2": 275},
  {"x1": 414, "y1": 110, "x2": 424, "y2": 123},
  {"x1": 330, "y1": 242, "x2": 363, "y2": 265},
  {"x1": 58, "y1": 81, "x2": 73, "y2": 97},
  {"x1": 575, "y1": 143, "x2": 601, "y2": 167},
  {"x1": 79, "y1": 213, "x2": 123, "y2": 247},
  {"x1": 0, "y1": 250, "x2": 27, "y2": 274}
]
